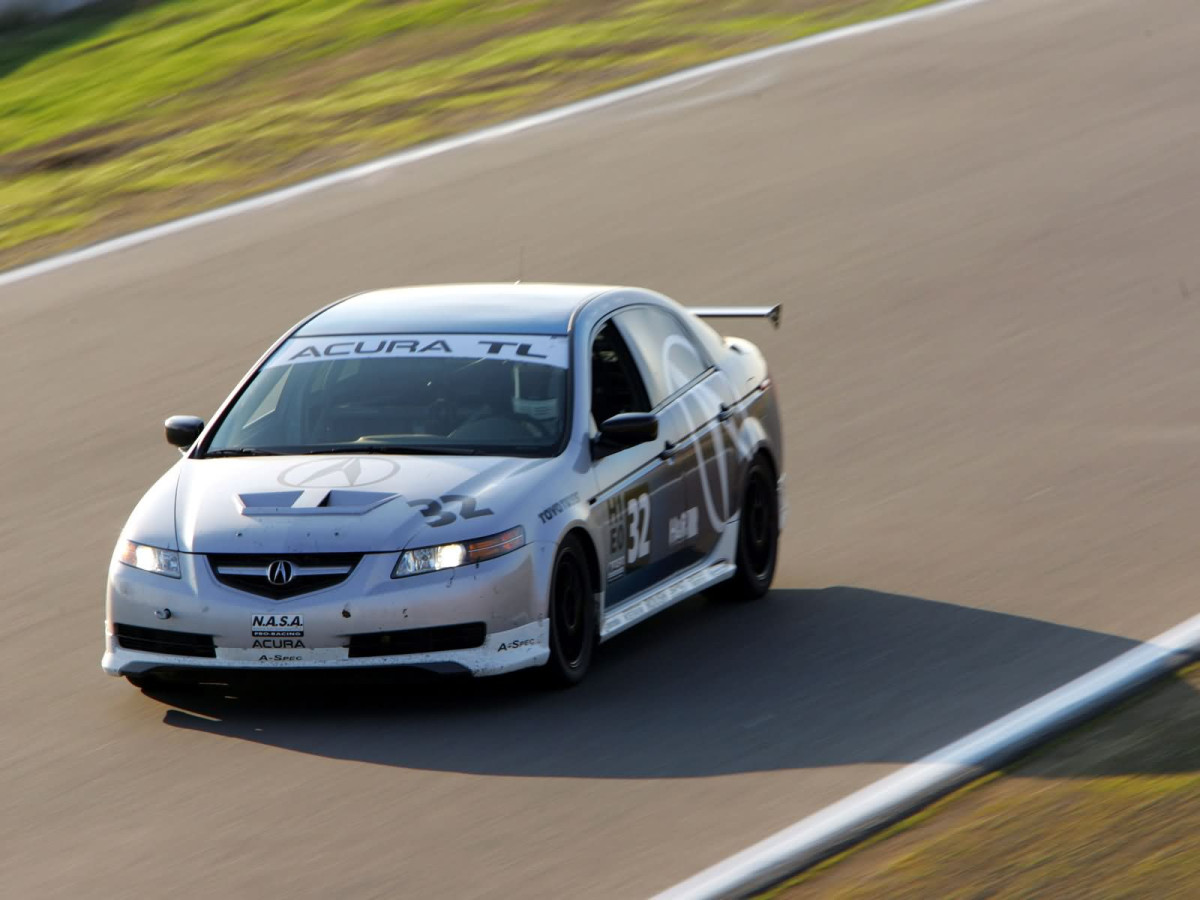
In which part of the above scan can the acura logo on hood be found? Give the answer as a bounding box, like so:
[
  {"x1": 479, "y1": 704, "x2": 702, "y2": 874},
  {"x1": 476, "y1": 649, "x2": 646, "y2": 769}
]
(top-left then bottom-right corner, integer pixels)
[
  {"x1": 266, "y1": 560, "x2": 294, "y2": 585},
  {"x1": 279, "y1": 457, "x2": 399, "y2": 488}
]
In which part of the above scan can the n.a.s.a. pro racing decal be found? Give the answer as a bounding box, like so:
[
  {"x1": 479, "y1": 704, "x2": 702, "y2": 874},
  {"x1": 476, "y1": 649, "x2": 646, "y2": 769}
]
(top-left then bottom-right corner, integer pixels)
[
  {"x1": 264, "y1": 334, "x2": 569, "y2": 369},
  {"x1": 250, "y1": 614, "x2": 305, "y2": 649},
  {"x1": 606, "y1": 484, "x2": 651, "y2": 581}
]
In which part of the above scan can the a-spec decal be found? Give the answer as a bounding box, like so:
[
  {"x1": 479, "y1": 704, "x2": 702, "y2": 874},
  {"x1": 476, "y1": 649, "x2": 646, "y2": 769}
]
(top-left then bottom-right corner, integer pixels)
[
  {"x1": 263, "y1": 334, "x2": 569, "y2": 369},
  {"x1": 497, "y1": 637, "x2": 538, "y2": 652},
  {"x1": 409, "y1": 494, "x2": 494, "y2": 528},
  {"x1": 606, "y1": 483, "x2": 651, "y2": 580}
]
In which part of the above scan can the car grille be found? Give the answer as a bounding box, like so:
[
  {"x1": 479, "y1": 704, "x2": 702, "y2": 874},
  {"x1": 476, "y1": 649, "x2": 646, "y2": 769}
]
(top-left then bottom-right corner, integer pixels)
[
  {"x1": 207, "y1": 552, "x2": 363, "y2": 599},
  {"x1": 114, "y1": 623, "x2": 216, "y2": 658},
  {"x1": 348, "y1": 623, "x2": 487, "y2": 658}
]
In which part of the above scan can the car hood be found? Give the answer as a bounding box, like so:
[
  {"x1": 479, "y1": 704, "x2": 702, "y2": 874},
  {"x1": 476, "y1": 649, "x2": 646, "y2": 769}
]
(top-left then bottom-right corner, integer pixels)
[{"x1": 174, "y1": 454, "x2": 554, "y2": 554}]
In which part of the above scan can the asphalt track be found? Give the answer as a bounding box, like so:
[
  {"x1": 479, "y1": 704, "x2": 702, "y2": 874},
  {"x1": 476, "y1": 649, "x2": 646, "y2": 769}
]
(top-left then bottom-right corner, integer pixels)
[{"x1": 2, "y1": 0, "x2": 1198, "y2": 896}]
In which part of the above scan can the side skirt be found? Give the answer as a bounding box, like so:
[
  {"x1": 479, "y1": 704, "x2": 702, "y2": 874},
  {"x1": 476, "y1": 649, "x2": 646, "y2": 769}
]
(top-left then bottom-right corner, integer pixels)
[{"x1": 599, "y1": 521, "x2": 739, "y2": 641}]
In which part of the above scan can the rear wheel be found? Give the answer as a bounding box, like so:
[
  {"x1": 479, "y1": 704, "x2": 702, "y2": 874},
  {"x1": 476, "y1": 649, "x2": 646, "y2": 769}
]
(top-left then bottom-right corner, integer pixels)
[
  {"x1": 540, "y1": 535, "x2": 596, "y2": 687},
  {"x1": 714, "y1": 455, "x2": 779, "y2": 601}
]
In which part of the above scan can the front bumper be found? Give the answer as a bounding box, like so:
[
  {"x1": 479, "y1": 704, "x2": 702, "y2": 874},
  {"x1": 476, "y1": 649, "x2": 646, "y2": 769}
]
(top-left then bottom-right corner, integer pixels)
[{"x1": 103, "y1": 542, "x2": 553, "y2": 678}]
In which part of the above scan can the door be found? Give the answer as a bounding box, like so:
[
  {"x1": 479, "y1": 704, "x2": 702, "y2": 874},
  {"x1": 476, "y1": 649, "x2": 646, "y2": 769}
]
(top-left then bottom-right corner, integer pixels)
[
  {"x1": 589, "y1": 318, "x2": 691, "y2": 609},
  {"x1": 614, "y1": 306, "x2": 738, "y2": 563}
]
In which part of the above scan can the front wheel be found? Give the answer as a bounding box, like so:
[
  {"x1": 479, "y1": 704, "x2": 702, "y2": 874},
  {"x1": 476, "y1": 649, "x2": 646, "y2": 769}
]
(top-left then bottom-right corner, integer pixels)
[
  {"x1": 714, "y1": 455, "x2": 779, "y2": 602},
  {"x1": 540, "y1": 535, "x2": 596, "y2": 687},
  {"x1": 125, "y1": 673, "x2": 198, "y2": 692},
  {"x1": 125, "y1": 674, "x2": 158, "y2": 690}
]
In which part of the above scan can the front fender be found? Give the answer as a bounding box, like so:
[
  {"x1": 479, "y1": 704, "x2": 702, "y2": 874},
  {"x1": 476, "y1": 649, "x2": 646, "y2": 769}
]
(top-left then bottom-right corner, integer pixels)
[{"x1": 120, "y1": 461, "x2": 183, "y2": 551}]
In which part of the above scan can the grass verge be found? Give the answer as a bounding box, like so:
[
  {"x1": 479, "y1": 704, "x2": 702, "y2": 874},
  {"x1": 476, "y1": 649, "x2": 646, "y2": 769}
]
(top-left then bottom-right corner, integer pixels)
[
  {"x1": 763, "y1": 664, "x2": 1200, "y2": 899},
  {"x1": 0, "y1": 0, "x2": 937, "y2": 272}
]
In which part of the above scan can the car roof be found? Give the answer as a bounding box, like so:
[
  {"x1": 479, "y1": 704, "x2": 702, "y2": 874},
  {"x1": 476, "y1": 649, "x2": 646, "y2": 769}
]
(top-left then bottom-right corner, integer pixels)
[{"x1": 295, "y1": 283, "x2": 619, "y2": 337}]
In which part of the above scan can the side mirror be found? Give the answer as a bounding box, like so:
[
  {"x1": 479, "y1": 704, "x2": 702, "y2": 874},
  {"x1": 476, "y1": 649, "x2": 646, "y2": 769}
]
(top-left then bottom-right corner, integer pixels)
[
  {"x1": 593, "y1": 412, "x2": 658, "y2": 457},
  {"x1": 165, "y1": 415, "x2": 205, "y2": 448}
]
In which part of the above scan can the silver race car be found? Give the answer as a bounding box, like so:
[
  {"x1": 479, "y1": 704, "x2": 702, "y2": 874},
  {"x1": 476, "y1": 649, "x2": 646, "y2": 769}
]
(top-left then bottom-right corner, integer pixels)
[{"x1": 104, "y1": 284, "x2": 784, "y2": 688}]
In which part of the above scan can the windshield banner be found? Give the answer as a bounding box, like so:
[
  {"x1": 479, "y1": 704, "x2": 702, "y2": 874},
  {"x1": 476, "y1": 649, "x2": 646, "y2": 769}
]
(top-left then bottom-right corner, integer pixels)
[{"x1": 266, "y1": 334, "x2": 569, "y2": 369}]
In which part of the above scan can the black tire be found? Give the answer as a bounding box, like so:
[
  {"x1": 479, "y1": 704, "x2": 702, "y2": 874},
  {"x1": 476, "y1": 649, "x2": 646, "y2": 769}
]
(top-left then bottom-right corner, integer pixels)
[
  {"x1": 714, "y1": 455, "x2": 779, "y2": 602},
  {"x1": 125, "y1": 674, "x2": 159, "y2": 690},
  {"x1": 540, "y1": 535, "x2": 597, "y2": 688}
]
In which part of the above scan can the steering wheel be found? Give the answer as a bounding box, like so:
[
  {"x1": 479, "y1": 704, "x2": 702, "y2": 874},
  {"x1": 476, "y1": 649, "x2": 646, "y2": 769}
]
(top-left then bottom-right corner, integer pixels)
[
  {"x1": 448, "y1": 414, "x2": 553, "y2": 442},
  {"x1": 427, "y1": 397, "x2": 454, "y2": 436},
  {"x1": 513, "y1": 413, "x2": 555, "y2": 439}
]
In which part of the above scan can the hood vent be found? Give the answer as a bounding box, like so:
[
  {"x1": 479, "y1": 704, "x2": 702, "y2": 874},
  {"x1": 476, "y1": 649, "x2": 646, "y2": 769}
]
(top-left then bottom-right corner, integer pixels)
[
  {"x1": 317, "y1": 490, "x2": 395, "y2": 509},
  {"x1": 237, "y1": 490, "x2": 399, "y2": 517}
]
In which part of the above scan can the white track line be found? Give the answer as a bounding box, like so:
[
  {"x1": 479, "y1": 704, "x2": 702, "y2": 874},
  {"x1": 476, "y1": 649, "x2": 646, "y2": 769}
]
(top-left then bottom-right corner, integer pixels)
[
  {"x1": 0, "y1": 0, "x2": 999, "y2": 290},
  {"x1": 652, "y1": 611, "x2": 1200, "y2": 900}
]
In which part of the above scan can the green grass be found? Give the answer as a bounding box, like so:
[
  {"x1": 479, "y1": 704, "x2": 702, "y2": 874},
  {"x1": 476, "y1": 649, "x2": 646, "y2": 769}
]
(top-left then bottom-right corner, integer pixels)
[
  {"x1": 763, "y1": 665, "x2": 1200, "y2": 899},
  {"x1": 0, "y1": 0, "x2": 937, "y2": 269}
]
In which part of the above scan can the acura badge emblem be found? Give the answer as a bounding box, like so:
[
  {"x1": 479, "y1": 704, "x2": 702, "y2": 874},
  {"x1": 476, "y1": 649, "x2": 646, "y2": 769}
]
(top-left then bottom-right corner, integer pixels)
[{"x1": 266, "y1": 560, "x2": 294, "y2": 586}]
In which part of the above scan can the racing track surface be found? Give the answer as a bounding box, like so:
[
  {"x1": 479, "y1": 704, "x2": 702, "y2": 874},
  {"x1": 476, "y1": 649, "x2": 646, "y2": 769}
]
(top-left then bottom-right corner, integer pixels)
[{"x1": 3, "y1": 0, "x2": 1200, "y2": 896}]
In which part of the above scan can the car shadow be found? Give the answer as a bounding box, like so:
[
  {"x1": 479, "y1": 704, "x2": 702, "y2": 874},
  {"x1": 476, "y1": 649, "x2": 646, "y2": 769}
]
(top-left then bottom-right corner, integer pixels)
[{"x1": 144, "y1": 587, "x2": 1177, "y2": 779}]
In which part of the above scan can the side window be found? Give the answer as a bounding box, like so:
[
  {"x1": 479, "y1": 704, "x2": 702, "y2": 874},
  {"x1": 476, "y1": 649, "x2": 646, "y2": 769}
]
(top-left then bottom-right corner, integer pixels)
[
  {"x1": 591, "y1": 320, "x2": 650, "y2": 425},
  {"x1": 616, "y1": 307, "x2": 709, "y2": 406}
]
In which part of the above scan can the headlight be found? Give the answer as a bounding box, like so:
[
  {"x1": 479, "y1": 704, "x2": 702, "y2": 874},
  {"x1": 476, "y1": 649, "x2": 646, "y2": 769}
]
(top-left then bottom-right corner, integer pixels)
[
  {"x1": 117, "y1": 540, "x2": 182, "y2": 579},
  {"x1": 392, "y1": 526, "x2": 525, "y2": 578}
]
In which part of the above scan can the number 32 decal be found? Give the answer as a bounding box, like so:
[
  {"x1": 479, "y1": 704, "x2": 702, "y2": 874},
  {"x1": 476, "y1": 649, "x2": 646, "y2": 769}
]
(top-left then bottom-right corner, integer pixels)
[
  {"x1": 409, "y1": 494, "x2": 493, "y2": 527},
  {"x1": 626, "y1": 492, "x2": 651, "y2": 565},
  {"x1": 606, "y1": 485, "x2": 651, "y2": 580}
]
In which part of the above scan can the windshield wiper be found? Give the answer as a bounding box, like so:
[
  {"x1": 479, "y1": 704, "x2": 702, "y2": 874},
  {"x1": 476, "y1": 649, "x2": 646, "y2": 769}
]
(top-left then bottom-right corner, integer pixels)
[
  {"x1": 204, "y1": 448, "x2": 282, "y2": 458},
  {"x1": 303, "y1": 445, "x2": 478, "y2": 456}
]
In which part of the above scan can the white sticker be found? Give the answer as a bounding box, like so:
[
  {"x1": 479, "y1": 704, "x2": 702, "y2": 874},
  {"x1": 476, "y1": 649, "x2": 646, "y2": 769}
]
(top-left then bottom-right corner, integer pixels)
[
  {"x1": 625, "y1": 492, "x2": 651, "y2": 565},
  {"x1": 265, "y1": 334, "x2": 568, "y2": 369},
  {"x1": 215, "y1": 647, "x2": 350, "y2": 663},
  {"x1": 668, "y1": 507, "x2": 699, "y2": 546}
]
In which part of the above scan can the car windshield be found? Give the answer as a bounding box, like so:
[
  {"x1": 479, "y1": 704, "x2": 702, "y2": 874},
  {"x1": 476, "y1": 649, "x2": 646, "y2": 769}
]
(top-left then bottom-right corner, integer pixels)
[{"x1": 202, "y1": 333, "x2": 570, "y2": 457}]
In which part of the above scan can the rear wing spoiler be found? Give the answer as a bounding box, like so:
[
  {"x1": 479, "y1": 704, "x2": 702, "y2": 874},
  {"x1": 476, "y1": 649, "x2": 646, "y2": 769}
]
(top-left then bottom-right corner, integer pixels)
[{"x1": 688, "y1": 305, "x2": 781, "y2": 329}]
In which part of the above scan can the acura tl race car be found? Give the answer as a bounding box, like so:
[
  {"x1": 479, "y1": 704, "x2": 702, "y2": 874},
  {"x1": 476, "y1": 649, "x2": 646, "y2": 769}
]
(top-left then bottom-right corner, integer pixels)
[{"x1": 104, "y1": 284, "x2": 784, "y2": 688}]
